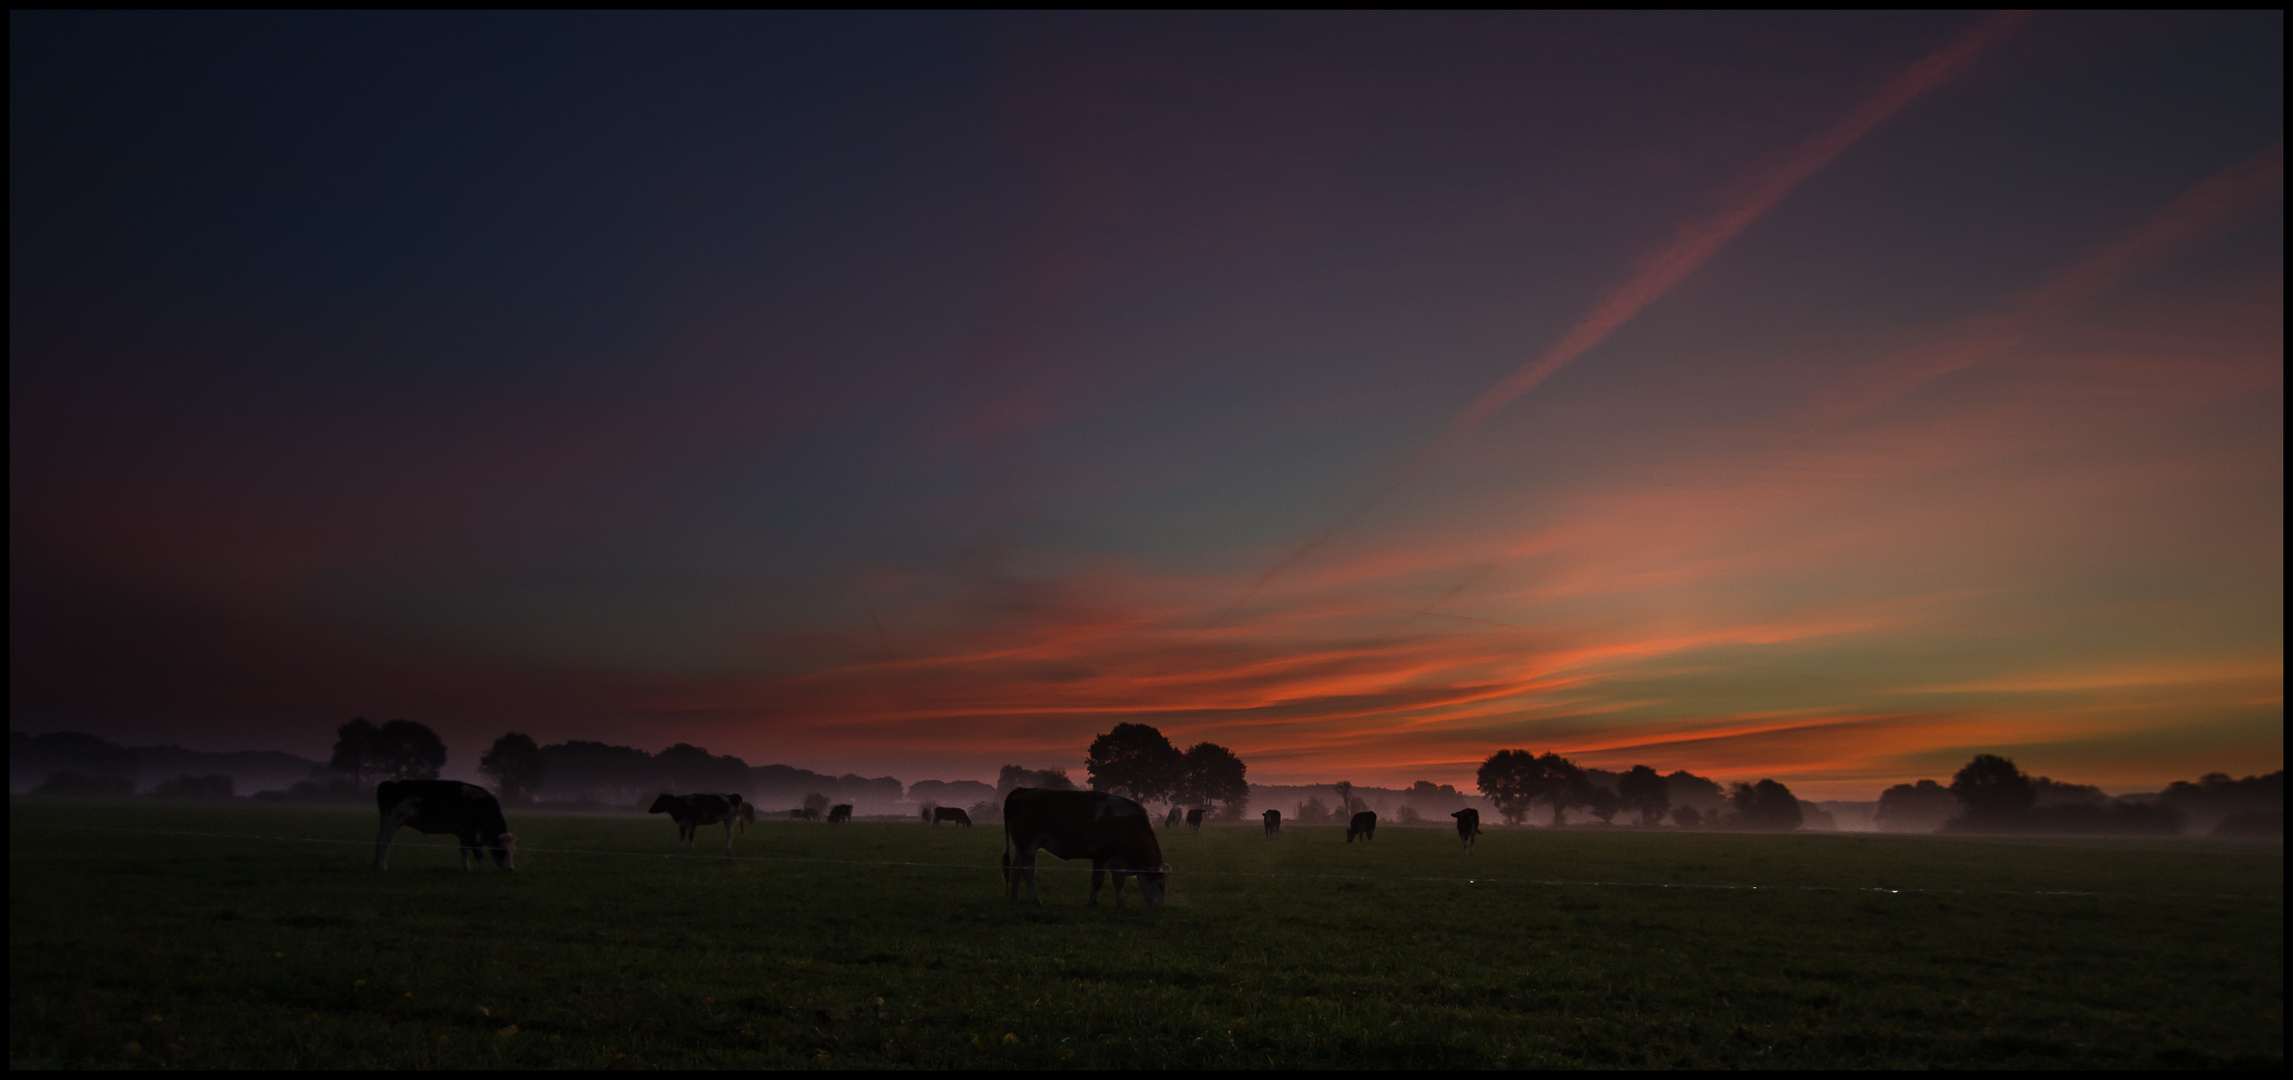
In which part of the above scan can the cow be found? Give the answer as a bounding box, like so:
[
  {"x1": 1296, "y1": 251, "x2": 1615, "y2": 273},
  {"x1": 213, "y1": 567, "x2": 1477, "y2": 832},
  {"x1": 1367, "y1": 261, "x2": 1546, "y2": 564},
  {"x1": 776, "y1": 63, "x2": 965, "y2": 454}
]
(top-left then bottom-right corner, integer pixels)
[
  {"x1": 1002, "y1": 788, "x2": 1168, "y2": 908},
  {"x1": 1263, "y1": 808, "x2": 1281, "y2": 837},
  {"x1": 374, "y1": 780, "x2": 516, "y2": 871},
  {"x1": 827, "y1": 804, "x2": 853, "y2": 824},
  {"x1": 1347, "y1": 810, "x2": 1378, "y2": 843},
  {"x1": 1453, "y1": 807, "x2": 1481, "y2": 851},
  {"x1": 649, "y1": 793, "x2": 745, "y2": 849},
  {"x1": 932, "y1": 806, "x2": 972, "y2": 827},
  {"x1": 1165, "y1": 806, "x2": 1183, "y2": 828},
  {"x1": 1185, "y1": 807, "x2": 1204, "y2": 831}
]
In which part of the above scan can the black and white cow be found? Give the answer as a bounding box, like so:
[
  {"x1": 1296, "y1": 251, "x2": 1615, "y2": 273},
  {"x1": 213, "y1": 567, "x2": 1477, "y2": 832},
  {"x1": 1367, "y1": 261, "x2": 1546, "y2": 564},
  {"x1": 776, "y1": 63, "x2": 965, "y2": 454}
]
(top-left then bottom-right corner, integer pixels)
[
  {"x1": 1263, "y1": 808, "x2": 1281, "y2": 837},
  {"x1": 374, "y1": 780, "x2": 516, "y2": 870},
  {"x1": 1346, "y1": 810, "x2": 1378, "y2": 843},
  {"x1": 1002, "y1": 788, "x2": 1168, "y2": 908},
  {"x1": 1452, "y1": 808, "x2": 1482, "y2": 851},
  {"x1": 649, "y1": 793, "x2": 745, "y2": 849},
  {"x1": 827, "y1": 804, "x2": 853, "y2": 824}
]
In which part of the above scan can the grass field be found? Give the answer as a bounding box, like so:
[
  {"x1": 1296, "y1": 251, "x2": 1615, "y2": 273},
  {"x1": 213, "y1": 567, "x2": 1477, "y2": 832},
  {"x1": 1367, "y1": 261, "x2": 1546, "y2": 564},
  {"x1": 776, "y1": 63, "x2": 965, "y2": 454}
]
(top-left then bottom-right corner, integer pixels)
[{"x1": 9, "y1": 797, "x2": 2282, "y2": 1069}]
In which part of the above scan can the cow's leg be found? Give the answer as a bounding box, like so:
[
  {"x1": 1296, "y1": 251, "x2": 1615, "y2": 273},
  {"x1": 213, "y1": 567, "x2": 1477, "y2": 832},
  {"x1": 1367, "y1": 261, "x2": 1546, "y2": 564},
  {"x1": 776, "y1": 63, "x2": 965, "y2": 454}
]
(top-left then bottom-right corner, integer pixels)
[
  {"x1": 373, "y1": 802, "x2": 418, "y2": 870},
  {"x1": 723, "y1": 819, "x2": 734, "y2": 849},
  {"x1": 1089, "y1": 865, "x2": 1105, "y2": 907},
  {"x1": 1112, "y1": 868, "x2": 1129, "y2": 908},
  {"x1": 1020, "y1": 844, "x2": 1042, "y2": 905}
]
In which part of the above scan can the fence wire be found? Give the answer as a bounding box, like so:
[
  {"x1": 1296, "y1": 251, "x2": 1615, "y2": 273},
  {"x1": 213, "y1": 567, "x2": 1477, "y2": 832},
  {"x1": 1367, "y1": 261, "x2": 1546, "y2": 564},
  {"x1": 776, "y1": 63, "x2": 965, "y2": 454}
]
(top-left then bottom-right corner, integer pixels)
[{"x1": 13, "y1": 822, "x2": 2281, "y2": 901}]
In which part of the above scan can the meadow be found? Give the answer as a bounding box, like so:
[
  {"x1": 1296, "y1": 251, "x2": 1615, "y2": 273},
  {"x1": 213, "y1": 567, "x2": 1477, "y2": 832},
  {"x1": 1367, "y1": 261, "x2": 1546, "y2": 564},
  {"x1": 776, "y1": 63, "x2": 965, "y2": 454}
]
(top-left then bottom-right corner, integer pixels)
[{"x1": 8, "y1": 797, "x2": 2281, "y2": 1069}]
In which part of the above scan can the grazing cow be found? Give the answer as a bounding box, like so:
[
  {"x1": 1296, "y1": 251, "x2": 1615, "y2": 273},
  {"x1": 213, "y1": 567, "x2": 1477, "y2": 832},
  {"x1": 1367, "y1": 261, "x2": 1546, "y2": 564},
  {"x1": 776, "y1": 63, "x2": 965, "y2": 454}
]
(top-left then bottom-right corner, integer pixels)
[
  {"x1": 1453, "y1": 808, "x2": 1482, "y2": 851},
  {"x1": 932, "y1": 806, "x2": 972, "y2": 827},
  {"x1": 650, "y1": 793, "x2": 745, "y2": 849},
  {"x1": 1263, "y1": 808, "x2": 1281, "y2": 837},
  {"x1": 1002, "y1": 788, "x2": 1168, "y2": 908},
  {"x1": 1185, "y1": 807, "x2": 1204, "y2": 831},
  {"x1": 1165, "y1": 806, "x2": 1183, "y2": 828},
  {"x1": 828, "y1": 804, "x2": 853, "y2": 824},
  {"x1": 1346, "y1": 810, "x2": 1378, "y2": 843},
  {"x1": 374, "y1": 780, "x2": 516, "y2": 871}
]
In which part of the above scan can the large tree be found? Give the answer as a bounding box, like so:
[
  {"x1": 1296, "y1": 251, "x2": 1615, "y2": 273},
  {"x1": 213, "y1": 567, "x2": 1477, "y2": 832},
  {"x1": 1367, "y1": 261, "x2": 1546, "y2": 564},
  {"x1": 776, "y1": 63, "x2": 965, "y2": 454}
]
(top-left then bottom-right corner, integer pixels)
[
  {"x1": 1179, "y1": 742, "x2": 1249, "y2": 820},
  {"x1": 479, "y1": 733, "x2": 544, "y2": 804},
  {"x1": 330, "y1": 718, "x2": 446, "y2": 784},
  {"x1": 1539, "y1": 753, "x2": 1586, "y2": 827},
  {"x1": 1085, "y1": 723, "x2": 1183, "y2": 805},
  {"x1": 1728, "y1": 779, "x2": 1804, "y2": 831},
  {"x1": 1615, "y1": 764, "x2": 1670, "y2": 826},
  {"x1": 1476, "y1": 749, "x2": 1550, "y2": 825},
  {"x1": 1950, "y1": 754, "x2": 2035, "y2": 828}
]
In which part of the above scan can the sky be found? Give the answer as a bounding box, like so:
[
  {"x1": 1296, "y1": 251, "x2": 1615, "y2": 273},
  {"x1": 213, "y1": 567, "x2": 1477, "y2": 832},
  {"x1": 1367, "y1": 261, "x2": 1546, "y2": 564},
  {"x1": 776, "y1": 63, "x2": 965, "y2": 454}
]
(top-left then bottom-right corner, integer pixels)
[{"x1": 10, "y1": 12, "x2": 2282, "y2": 797}]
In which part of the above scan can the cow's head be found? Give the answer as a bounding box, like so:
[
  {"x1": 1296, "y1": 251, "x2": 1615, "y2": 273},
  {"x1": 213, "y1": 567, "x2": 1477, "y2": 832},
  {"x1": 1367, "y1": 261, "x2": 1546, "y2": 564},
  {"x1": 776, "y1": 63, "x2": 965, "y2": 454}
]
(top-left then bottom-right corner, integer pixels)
[
  {"x1": 489, "y1": 831, "x2": 519, "y2": 870},
  {"x1": 647, "y1": 794, "x2": 676, "y2": 814},
  {"x1": 1140, "y1": 864, "x2": 1170, "y2": 908}
]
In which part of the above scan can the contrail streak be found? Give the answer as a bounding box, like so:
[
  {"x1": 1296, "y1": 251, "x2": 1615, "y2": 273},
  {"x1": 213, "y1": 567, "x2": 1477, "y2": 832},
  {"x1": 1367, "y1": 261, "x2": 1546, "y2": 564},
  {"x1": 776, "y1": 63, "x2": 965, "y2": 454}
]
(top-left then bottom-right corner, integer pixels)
[{"x1": 1216, "y1": 12, "x2": 2032, "y2": 623}]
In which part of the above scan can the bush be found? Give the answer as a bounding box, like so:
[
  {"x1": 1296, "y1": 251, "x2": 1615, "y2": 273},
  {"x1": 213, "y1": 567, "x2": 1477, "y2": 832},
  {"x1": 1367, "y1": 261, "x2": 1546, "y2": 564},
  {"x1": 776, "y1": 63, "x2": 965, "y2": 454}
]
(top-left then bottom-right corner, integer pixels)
[{"x1": 2211, "y1": 811, "x2": 2283, "y2": 839}]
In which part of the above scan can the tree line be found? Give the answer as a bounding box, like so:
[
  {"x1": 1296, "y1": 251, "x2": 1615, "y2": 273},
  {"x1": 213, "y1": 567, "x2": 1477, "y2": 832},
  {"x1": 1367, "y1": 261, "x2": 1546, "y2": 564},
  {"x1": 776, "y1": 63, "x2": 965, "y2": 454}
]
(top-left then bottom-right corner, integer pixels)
[
  {"x1": 1877, "y1": 755, "x2": 2282, "y2": 837},
  {"x1": 1471, "y1": 749, "x2": 1805, "y2": 830}
]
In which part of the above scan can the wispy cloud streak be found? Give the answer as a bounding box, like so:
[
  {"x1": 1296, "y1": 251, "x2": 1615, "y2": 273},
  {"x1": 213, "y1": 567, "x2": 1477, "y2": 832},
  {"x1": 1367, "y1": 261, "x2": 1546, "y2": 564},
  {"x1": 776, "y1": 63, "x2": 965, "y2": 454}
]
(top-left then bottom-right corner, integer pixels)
[{"x1": 1223, "y1": 12, "x2": 2032, "y2": 615}]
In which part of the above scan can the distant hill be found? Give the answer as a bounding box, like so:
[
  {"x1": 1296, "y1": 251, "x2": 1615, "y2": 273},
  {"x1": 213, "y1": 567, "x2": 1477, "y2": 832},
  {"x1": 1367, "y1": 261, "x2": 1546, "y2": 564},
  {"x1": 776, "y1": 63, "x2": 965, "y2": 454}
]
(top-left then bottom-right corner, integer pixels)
[{"x1": 9, "y1": 731, "x2": 324, "y2": 795}]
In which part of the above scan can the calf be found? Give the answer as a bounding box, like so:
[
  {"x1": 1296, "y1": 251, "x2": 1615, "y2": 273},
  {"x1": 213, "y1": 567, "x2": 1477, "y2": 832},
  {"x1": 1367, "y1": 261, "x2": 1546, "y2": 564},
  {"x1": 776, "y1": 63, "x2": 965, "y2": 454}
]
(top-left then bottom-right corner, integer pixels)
[
  {"x1": 1346, "y1": 810, "x2": 1378, "y2": 843},
  {"x1": 932, "y1": 806, "x2": 972, "y2": 827},
  {"x1": 1263, "y1": 808, "x2": 1281, "y2": 837},
  {"x1": 1185, "y1": 807, "x2": 1204, "y2": 831},
  {"x1": 650, "y1": 793, "x2": 744, "y2": 849},
  {"x1": 828, "y1": 804, "x2": 853, "y2": 824},
  {"x1": 1453, "y1": 807, "x2": 1482, "y2": 851},
  {"x1": 1002, "y1": 788, "x2": 1168, "y2": 908},
  {"x1": 374, "y1": 780, "x2": 516, "y2": 870}
]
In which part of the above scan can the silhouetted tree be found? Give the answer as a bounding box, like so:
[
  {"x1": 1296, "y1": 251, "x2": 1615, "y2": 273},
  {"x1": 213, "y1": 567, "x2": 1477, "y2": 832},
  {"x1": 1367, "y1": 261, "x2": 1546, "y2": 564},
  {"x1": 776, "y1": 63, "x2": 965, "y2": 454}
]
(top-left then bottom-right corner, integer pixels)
[
  {"x1": 1476, "y1": 750, "x2": 1551, "y2": 825},
  {"x1": 997, "y1": 765, "x2": 1078, "y2": 796},
  {"x1": 1729, "y1": 779, "x2": 1803, "y2": 831},
  {"x1": 1672, "y1": 805, "x2": 1701, "y2": 828},
  {"x1": 330, "y1": 718, "x2": 445, "y2": 784},
  {"x1": 1587, "y1": 786, "x2": 1620, "y2": 824},
  {"x1": 1331, "y1": 780, "x2": 1357, "y2": 815},
  {"x1": 1540, "y1": 753, "x2": 1586, "y2": 826},
  {"x1": 329, "y1": 718, "x2": 383, "y2": 783},
  {"x1": 1085, "y1": 723, "x2": 1183, "y2": 806},
  {"x1": 2161, "y1": 771, "x2": 2284, "y2": 835},
  {"x1": 1875, "y1": 779, "x2": 1957, "y2": 832},
  {"x1": 479, "y1": 733, "x2": 545, "y2": 804},
  {"x1": 801, "y1": 792, "x2": 831, "y2": 819},
  {"x1": 1179, "y1": 742, "x2": 1249, "y2": 820},
  {"x1": 1294, "y1": 795, "x2": 1333, "y2": 825},
  {"x1": 1616, "y1": 765, "x2": 1670, "y2": 826},
  {"x1": 1950, "y1": 754, "x2": 2035, "y2": 829}
]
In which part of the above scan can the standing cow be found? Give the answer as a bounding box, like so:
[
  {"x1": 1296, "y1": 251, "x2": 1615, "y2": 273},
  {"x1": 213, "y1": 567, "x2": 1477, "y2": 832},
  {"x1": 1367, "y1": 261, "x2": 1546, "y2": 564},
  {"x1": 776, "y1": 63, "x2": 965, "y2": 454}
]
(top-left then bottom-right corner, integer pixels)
[
  {"x1": 1346, "y1": 810, "x2": 1378, "y2": 843},
  {"x1": 828, "y1": 804, "x2": 853, "y2": 824},
  {"x1": 1263, "y1": 808, "x2": 1281, "y2": 837},
  {"x1": 1002, "y1": 788, "x2": 1168, "y2": 908},
  {"x1": 1452, "y1": 808, "x2": 1482, "y2": 851},
  {"x1": 932, "y1": 806, "x2": 972, "y2": 827},
  {"x1": 374, "y1": 781, "x2": 516, "y2": 870},
  {"x1": 1185, "y1": 807, "x2": 1204, "y2": 831},
  {"x1": 1165, "y1": 806, "x2": 1183, "y2": 828},
  {"x1": 650, "y1": 793, "x2": 745, "y2": 849}
]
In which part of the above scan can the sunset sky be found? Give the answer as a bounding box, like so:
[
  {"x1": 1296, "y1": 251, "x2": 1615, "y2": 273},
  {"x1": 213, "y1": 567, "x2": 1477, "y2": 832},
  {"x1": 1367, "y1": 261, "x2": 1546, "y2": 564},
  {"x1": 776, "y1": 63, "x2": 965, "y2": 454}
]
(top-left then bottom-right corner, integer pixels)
[{"x1": 10, "y1": 13, "x2": 2282, "y2": 796}]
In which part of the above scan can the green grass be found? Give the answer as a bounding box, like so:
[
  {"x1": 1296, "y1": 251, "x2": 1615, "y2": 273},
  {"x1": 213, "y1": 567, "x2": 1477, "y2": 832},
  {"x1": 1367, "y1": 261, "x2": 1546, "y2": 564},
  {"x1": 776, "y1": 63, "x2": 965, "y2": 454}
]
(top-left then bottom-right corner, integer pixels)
[{"x1": 9, "y1": 798, "x2": 2282, "y2": 1068}]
